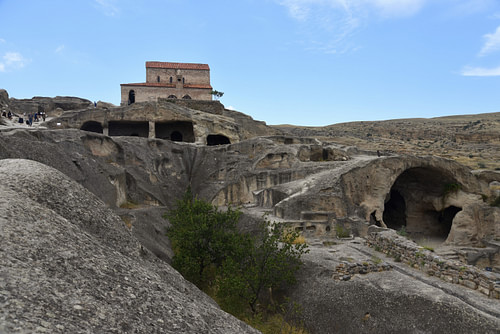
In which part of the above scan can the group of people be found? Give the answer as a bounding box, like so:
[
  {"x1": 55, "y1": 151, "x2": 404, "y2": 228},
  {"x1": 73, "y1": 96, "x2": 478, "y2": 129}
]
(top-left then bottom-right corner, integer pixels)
[
  {"x1": 19, "y1": 111, "x2": 46, "y2": 126},
  {"x1": 1, "y1": 110, "x2": 47, "y2": 126},
  {"x1": 1, "y1": 110, "x2": 13, "y2": 119}
]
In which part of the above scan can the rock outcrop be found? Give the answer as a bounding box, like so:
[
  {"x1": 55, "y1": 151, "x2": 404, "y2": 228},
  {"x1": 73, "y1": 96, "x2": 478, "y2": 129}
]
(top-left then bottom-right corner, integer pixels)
[
  {"x1": 7, "y1": 95, "x2": 93, "y2": 116},
  {"x1": 1, "y1": 90, "x2": 499, "y2": 333},
  {"x1": 288, "y1": 239, "x2": 500, "y2": 333},
  {"x1": 0, "y1": 159, "x2": 259, "y2": 333},
  {"x1": 0, "y1": 89, "x2": 9, "y2": 109}
]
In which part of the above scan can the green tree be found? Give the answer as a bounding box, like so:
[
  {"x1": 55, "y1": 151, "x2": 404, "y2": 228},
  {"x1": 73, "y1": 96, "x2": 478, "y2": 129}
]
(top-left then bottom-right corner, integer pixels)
[
  {"x1": 165, "y1": 191, "x2": 308, "y2": 320},
  {"x1": 217, "y1": 222, "x2": 308, "y2": 314},
  {"x1": 211, "y1": 89, "x2": 224, "y2": 100},
  {"x1": 165, "y1": 189, "x2": 242, "y2": 286}
]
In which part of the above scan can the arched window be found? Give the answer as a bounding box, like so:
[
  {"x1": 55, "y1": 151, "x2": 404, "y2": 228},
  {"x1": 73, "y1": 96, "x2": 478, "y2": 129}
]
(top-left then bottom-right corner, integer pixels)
[
  {"x1": 157, "y1": 76, "x2": 160, "y2": 83},
  {"x1": 182, "y1": 77, "x2": 185, "y2": 84},
  {"x1": 169, "y1": 77, "x2": 173, "y2": 83},
  {"x1": 128, "y1": 90, "x2": 135, "y2": 104},
  {"x1": 182, "y1": 95, "x2": 192, "y2": 99},
  {"x1": 167, "y1": 95, "x2": 177, "y2": 99}
]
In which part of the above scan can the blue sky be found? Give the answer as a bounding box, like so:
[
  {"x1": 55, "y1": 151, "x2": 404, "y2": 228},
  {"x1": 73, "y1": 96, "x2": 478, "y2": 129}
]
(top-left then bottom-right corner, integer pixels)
[{"x1": 1, "y1": 0, "x2": 499, "y2": 125}]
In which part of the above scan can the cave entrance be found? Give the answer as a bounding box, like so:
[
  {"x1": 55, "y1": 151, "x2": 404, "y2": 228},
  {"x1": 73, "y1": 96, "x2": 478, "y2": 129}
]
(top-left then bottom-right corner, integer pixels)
[
  {"x1": 207, "y1": 134, "x2": 231, "y2": 146},
  {"x1": 155, "y1": 121, "x2": 195, "y2": 143},
  {"x1": 383, "y1": 190, "x2": 406, "y2": 230},
  {"x1": 383, "y1": 167, "x2": 461, "y2": 244},
  {"x1": 81, "y1": 121, "x2": 103, "y2": 134},
  {"x1": 108, "y1": 121, "x2": 149, "y2": 137}
]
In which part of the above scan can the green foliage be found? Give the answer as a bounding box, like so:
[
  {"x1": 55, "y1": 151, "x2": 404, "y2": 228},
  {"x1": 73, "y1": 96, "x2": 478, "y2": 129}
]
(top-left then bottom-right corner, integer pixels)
[
  {"x1": 245, "y1": 299, "x2": 309, "y2": 334},
  {"x1": 165, "y1": 189, "x2": 243, "y2": 286},
  {"x1": 423, "y1": 245, "x2": 434, "y2": 252},
  {"x1": 491, "y1": 195, "x2": 500, "y2": 208},
  {"x1": 165, "y1": 190, "x2": 309, "y2": 324},
  {"x1": 217, "y1": 222, "x2": 309, "y2": 314},
  {"x1": 442, "y1": 182, "x2": 462, "y2": 198},
  {"x1": 211, "y1": 89, "x2": 224, "y2": 100},
  {"x1": 396, "y1": 225, "x2": 408, "y2": 237},
  {"x1": 335, "y1": 224, "x2": 350, "y2": 238}
]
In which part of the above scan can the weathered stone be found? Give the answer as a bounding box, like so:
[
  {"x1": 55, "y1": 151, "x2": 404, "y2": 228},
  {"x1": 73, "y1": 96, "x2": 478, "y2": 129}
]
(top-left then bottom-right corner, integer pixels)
[{"x1": 0, "y1": 159, "x2": 259, "y2": 333}]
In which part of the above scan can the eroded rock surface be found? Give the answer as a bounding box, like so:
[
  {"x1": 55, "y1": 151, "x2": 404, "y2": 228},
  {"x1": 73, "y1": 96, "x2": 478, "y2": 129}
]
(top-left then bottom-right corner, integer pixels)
[{"x1": 0, "y1": 159, "x2": 259, "y2": 334}]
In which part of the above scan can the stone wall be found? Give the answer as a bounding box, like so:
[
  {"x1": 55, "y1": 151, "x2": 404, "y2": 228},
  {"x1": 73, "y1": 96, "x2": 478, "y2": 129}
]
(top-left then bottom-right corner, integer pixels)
[
  {"x1": 163, "y1": 99, "x2": 224, "y2": 115},
  {"x1": 120, "y1": 85, "x2": 211, "y2": 105},
  {"x1": 146, "y1": 68, "x2": 210, "y2": 87},
  {"x1": 366, "y1": 229, "x2": 500, "y2": 299}
]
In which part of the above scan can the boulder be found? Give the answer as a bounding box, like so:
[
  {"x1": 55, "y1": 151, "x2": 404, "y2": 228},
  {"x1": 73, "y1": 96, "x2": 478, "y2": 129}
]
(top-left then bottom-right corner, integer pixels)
[
  {"x1": 0, "y1": 89, "x2": 9, "y2": 108},
  {"x1": 0, "y1": 159, "x2": 259, "y2": 333}
]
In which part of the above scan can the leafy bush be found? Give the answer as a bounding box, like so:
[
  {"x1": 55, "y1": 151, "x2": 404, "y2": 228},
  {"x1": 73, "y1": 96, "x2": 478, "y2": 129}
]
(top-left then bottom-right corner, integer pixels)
[
  {"x1": 335, "y1": 224, "x2": 350, "y2": 238},
  {"x1": 217, "y1": 222, "x2": 308, "y2": 314},
  {"x1": 165, "y1": 188, "x2": 244, "y2": 286},
  {"x1": 397, "y1": 226, "x2": 408, "y2": 237},
  {"x1": 165, "y1": 189, "x2": 309, "y2": 327}
]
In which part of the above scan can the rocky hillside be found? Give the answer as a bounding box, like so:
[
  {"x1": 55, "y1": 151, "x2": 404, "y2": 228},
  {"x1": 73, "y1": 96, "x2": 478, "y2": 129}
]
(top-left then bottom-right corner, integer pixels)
[
  {"x1": 274, "y1": 112, "x2": 500, "y2": 170},
  {"x1": 0, "y1": 159, "x2": 259, "y2": 333},
  {"x1": 1, "y1": 91, "x2": 499, "y2": 333}
]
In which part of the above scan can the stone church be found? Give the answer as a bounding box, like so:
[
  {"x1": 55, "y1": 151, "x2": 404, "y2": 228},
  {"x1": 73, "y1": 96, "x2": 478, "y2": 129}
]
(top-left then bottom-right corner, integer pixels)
[{"x1": 120, "y1": 61, "x2": 212, "y2": 105}]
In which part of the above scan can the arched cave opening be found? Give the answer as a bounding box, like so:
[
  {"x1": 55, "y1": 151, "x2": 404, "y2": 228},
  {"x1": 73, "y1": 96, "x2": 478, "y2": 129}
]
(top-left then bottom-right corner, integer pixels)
[
  {"x1": 207, "y1": 134, "x2": 231, "y2": 146},
  {"x1": 128, "y1": 90, "x2": 135, "y2": 104},
  {"x1": 383, "y1": 167, "x2": 460, "y2": 243},
  {"x1": 155, "y1": 121, "x2": 195, "y2": 143},
  {"x1": 80, "y1": 121, "x2": 103, "y2": 134},
  {"x1": 108, "y1": 121, "x2": 149, "y2": 137},
  {"x1": 438, "y1": 206, "x2": 462, "y2": 239}
]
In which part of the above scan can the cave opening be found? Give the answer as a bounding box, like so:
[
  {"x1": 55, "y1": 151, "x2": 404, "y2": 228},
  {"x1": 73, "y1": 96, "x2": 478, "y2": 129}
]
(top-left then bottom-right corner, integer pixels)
[
  {"x1": 108, "y1": 121, "x2": 149, "y2": 137},
  {"x1": 383, "y1": 190, "x2": 406, "y2": 230},
  {"x1": 155, "y1": 121, "x2": 195, "y2": 142},
  {"x1": 207, "y1": 134, "x2": 231, "y2": 146},
  {"x1": 382, "y1": 167, "x2": 460, "y2": 244},
  {"x1": 81, "y1": 121, "x2": 103, "y2": 134}
]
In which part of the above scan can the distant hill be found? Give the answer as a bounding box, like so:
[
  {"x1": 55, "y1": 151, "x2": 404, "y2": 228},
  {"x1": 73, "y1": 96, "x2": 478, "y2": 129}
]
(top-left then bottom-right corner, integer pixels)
[{"x1": 273, "y1": 112, "x2": 500, "y2": 170}]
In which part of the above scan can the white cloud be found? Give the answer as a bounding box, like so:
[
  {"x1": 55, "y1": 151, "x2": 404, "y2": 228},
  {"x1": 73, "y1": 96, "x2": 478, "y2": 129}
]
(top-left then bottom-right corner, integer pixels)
[
  {"x1": 55, "y1": 45, "x2": 65, "y2": 53},
  {"x1": 277, "y1": 0, "x2": 427, "y2": 53},
  {"x1": 0, "y1": 52, "x2": 28, "y2": 72},
  {"x1": 278, "y1": 0, "x2": 427, "y2": 20},
  {"x1": 0, "y1": 38, "x2": 5, "y2": 44},
  {"x1": 479, "y1": 26, "x2": 500, "y2": 57},
  {"x1": 461, "y1": 65, "x2": 500, "y2": 76},
  {"x1": 95, "y1": 0, "x2": 119, "y2": 16},
  {"x1": 226, "y1": 105, "x2": 237, "y2": 111}
]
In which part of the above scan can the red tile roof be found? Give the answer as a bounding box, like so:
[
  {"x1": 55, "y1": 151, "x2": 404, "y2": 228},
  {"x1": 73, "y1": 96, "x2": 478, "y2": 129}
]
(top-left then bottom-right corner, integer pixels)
[{"x1": 146, "y1": 61, "x2": 210, "y2": 70}]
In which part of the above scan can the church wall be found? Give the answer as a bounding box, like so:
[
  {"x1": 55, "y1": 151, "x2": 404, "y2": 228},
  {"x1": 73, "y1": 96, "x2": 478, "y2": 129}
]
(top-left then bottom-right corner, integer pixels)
[
  {"x1": 146, "y1": 68, "x2": 210, "y2": 86},
  {"x1": 121, "y1": 85, "x2": 211, "y2": 105}
]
